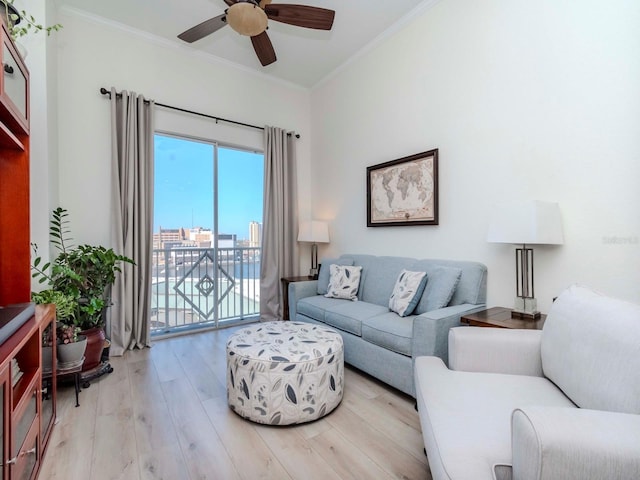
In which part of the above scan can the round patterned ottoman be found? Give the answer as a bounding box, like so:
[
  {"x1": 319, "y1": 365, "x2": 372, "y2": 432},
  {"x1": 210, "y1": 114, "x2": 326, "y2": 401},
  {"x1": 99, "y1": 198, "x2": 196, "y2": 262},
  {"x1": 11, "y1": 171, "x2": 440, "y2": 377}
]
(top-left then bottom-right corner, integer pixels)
[{"x1": 226, "y1": 321, "x2": 344, "y2": 425}]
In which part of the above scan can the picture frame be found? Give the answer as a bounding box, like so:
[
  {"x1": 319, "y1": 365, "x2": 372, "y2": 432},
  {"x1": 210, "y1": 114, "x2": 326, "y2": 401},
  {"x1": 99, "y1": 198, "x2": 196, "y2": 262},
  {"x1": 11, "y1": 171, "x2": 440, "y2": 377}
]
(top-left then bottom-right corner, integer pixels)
[{"x1": 366, "y1": 149, "x2": 439, "y2": 227}]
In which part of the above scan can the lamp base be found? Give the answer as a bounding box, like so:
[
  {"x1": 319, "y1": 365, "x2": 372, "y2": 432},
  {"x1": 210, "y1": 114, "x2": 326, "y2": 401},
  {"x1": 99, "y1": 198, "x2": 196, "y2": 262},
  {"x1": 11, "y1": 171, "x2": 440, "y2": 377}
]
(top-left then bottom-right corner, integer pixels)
[{"x1": 512, "y1": 297, "x2": 541, "y2": 320}]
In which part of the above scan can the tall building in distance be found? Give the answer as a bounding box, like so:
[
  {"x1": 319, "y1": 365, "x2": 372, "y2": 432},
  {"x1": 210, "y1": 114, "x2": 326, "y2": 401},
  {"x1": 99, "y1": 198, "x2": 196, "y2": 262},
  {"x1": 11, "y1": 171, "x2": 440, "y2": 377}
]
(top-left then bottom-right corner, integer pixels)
[
  {"x1": 249, "y1": 221, "x2": 262, "y2": 247},
  {"x1": 153, "y1": 227, "x2": 186, "y2": 250},
  {"x1": 153, "y1": 227, "x2": 236, "y2": 250}
]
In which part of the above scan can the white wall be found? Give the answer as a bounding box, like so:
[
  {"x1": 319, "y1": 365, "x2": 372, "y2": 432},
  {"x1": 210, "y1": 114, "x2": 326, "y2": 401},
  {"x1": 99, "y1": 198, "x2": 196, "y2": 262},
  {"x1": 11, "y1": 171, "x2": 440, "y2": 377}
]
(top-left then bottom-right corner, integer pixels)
[
  {"x1": 54, "y1": 7, "x2": 312, "y2": 248},
  {"x1": 310, "y1": 0, "x2": 640, "y2": 310},
  {"x1": 19, "y1": 0, "x2": 59, "y2": 289}
]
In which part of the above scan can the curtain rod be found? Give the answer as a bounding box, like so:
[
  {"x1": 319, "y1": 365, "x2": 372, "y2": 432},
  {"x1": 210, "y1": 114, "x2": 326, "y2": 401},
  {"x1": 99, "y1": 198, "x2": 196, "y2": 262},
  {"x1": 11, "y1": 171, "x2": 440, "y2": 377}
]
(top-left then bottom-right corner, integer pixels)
[{"x1": 99, "y1": 87, "x2": 300, "y2": 139}]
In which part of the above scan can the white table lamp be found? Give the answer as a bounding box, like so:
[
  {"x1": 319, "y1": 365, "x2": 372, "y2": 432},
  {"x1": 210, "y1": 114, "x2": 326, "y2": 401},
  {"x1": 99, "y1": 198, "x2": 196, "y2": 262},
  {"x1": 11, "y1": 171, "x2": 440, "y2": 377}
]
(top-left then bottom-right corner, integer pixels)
[
  {"x1": 487, "y1": 201, "x2": 563, "y2": 318},
  {"x1": 298, "y1": 221, "x2": 330, "y2": 277}
]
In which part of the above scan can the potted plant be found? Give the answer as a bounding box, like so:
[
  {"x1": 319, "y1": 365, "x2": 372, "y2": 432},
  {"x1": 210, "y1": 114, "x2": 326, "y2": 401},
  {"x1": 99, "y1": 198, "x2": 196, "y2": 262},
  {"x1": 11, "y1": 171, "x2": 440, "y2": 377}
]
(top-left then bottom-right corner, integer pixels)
[
  {"x1": 1, "y1": 0, "x2": 62, "y2": 39},
  {"x1": 31, "y1": 207, "x2": 134, "y2": 371},
  {"x1": 31, "y1": 289, "x2": 87, "y2": 369},
  {"x1": 1, "y1": 0, "x2": 62, "y2": 58}
]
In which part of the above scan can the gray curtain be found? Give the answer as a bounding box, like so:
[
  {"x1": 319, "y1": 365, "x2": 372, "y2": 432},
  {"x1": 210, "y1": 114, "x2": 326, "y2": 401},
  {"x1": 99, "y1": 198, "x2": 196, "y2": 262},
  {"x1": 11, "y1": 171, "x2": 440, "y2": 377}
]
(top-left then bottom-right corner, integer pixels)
[
  {"x1": 109, "y1": 88, "x2": 155, "y2": 355},
  {"x1": 260, "y1": 126, "x2": 299, "y2": 321}
]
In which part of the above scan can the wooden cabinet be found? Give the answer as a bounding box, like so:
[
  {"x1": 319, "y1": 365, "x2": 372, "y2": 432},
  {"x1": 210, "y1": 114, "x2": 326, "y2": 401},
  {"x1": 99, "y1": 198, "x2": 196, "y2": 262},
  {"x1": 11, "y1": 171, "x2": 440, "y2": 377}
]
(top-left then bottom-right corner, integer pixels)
[
  {"x1": 0, "y1": 21, "x2": 28, "y2": 136},
  {"x1": 0, "y1": 305, "x2": 55, "y2": 480},
  {"x1": 0, "y1": 19, "x2": 53, "y2": 477},
  {"x1": 0, "y1": 365, "x2": 8, "y2": 480},
  {"x1": 0, "y1": 17, "x2": 30, "y2": 308}
]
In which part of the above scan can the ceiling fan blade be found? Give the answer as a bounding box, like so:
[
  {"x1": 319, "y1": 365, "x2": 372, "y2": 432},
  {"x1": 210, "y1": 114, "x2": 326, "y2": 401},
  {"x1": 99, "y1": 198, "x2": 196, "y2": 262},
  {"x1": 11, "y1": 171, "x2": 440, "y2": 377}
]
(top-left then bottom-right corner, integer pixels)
[
  {"x1": 178, "y1": 14, "x2": 227, "y2": 43},
  {"x1": 265, "y1": 4, "x2": 335, "y2": 30},
  {"x1": 223, "y1": 0, "x2": 236, "y2": 6},
  {"x1": 251, "y1": 31, "x2": 277, "y2": 66}
]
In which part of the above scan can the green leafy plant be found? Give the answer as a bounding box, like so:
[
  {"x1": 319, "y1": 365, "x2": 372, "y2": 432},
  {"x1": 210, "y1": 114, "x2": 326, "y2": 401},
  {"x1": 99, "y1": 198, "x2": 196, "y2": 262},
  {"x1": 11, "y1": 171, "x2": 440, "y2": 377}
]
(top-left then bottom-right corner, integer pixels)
[
  {"x1": 57, "y1": 324, "x2": 81, "y2": 345},
  {"x1": 31, "y1": 207, "x2": 135, "y2": 331},
  {"x1": 31, "y1": 288, "x2": 76, "y2": 321},
  {"x1": 2, "y1": 0, "x2": 62, "y2": 40},
  {"x1": 31, "y1": 288, "x2": 78, "y2": 345}
]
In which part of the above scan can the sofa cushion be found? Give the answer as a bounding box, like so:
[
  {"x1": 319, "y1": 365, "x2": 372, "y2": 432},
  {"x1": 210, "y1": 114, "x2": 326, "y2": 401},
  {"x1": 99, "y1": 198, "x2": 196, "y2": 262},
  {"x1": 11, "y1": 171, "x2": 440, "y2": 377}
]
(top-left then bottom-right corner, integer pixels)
[
  {"x1": 411, "y1": 258, "x2": 487, "y2": 307},
  {"x1": 388, "y1": 270, "x2": 428, "y2": 317},
  {"x1": 362, "y1": 312, "x2": 413, "y2": 356},
  {"x1": 416, "y1": 266, "x2": 462, "y2": 313},
  {"x1": 541, "y1": 285, "x2": 640, "y2": 414},
  {"x1": 297, "y1": 296, "x2": 347, "y2": 323},
  {"x1": 325, "y1": 265, "x2": 362, "y2": 301},
  {"x1": 323, "y1": 301, "x2": 389, "y2": 337},
  {"x1": 415, "y1": 356, "x2": 575, "y2": 480},
  {"x1": 317, "y1": 257, "x2": 354, "y2": 295},
  {"x1": 345, "y1": 255, "x2": 416, "y2": 307}
]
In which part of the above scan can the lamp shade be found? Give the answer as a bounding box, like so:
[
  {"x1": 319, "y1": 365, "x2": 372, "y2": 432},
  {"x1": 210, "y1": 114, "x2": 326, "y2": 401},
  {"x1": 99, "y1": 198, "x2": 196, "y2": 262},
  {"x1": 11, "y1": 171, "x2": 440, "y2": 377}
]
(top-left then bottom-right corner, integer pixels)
[
  {"x1": 298, "y1": 221, "x2": 330, "y2": 243},
  {"x1": 487, "y1": 201, "x2": 564, "y2": 245}
]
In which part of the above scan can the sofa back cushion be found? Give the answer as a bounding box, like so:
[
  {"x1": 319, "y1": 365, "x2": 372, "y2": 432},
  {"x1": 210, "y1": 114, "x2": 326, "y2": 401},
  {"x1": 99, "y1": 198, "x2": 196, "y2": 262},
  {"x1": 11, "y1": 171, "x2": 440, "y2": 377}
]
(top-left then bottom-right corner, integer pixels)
[
  {"x1": 342, "y1": 255, "x2": 416, "y2": 307},
  {"x1": 411, "y1": 259, "x2": 487, "y2": 314},
  {"x1": 339, "y1": 254, "x2": 487, "y2": 311},
  {"x1": 415, "y1": 266, "x2": 461, "y2": 313},
  {"x1": 541, "y1": 285, "x2": 640, "y2": 414}
]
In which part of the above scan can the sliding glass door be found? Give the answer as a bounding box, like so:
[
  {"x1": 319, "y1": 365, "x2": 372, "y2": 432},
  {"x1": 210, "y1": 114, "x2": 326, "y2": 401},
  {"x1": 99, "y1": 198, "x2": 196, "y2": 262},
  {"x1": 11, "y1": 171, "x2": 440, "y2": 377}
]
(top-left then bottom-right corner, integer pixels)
[{"x1": 151, "y1": 133, "x2": 263, "y2": 335}]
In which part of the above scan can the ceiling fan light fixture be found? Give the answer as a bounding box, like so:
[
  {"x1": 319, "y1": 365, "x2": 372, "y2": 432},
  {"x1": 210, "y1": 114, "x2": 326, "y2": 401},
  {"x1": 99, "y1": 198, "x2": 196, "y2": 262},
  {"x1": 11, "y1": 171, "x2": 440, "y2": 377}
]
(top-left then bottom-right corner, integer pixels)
[{"x1": 226, "y1": 2, "x2": 268, "y2": 37}]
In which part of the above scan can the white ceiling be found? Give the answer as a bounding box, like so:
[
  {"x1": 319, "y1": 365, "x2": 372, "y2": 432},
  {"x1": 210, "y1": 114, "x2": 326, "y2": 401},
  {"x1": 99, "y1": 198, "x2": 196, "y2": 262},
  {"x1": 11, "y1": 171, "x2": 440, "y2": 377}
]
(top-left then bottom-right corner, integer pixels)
[{"x1": 57, "y1": 0, "x2": 434, "y2": 88}]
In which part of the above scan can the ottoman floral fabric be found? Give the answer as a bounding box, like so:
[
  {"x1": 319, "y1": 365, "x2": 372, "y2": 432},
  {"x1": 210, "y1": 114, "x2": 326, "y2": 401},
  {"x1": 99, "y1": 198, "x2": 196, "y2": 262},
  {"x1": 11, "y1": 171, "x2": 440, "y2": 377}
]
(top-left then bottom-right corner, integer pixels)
[{"x1": 226, "y1": 321, "x2": 344, "y2": 425}]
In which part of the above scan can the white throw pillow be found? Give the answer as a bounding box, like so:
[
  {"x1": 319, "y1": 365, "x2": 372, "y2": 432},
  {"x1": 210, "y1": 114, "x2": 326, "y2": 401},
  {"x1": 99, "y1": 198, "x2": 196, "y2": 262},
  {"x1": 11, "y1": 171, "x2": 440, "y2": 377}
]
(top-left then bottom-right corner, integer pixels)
[
  {"x1": 389, "y1": 269, "x2": 428, "y2": 317},
  {"x1": 324, "y1": 265, "x2": 362, "y2": 301}
]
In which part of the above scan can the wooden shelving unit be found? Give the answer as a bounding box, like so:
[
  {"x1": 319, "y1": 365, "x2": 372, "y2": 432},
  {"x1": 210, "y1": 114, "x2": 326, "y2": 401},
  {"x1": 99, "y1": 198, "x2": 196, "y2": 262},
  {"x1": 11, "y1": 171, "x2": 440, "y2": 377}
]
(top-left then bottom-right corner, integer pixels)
[
  {"x1": 0, "y1": 305, "x2": 55, "y2": 480},
  {"x1": 0, "y1": 19, "x2": 30, "y2": 308},
  {"x1": 0, "y1": 15, "x2": 56, "y2": 480}
]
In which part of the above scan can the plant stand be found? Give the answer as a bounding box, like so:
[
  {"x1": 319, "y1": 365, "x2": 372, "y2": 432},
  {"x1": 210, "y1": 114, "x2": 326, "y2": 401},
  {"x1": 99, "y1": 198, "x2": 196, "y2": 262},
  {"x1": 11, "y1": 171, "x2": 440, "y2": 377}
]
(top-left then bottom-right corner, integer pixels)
[
  {"x1": 80, "y1": 360, "x2": 113, "y2": 389},
  {"x1": 45, "y1": 364, "x2": 82, "y2": 407}
]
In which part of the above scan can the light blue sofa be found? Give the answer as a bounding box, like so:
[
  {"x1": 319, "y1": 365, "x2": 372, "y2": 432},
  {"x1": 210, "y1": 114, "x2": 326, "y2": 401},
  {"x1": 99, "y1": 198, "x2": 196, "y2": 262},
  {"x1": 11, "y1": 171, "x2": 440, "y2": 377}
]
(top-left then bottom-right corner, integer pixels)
[{"x1": 288, "y1": 254, "x2": 487, "y2": 397}]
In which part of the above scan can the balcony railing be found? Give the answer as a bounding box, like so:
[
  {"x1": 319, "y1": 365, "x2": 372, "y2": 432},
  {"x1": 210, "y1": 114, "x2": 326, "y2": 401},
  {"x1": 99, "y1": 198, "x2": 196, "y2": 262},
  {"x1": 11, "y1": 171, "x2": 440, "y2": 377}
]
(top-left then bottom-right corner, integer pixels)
[{"x1": 151, "y1": 246, "x2": 261, "y2": 335}]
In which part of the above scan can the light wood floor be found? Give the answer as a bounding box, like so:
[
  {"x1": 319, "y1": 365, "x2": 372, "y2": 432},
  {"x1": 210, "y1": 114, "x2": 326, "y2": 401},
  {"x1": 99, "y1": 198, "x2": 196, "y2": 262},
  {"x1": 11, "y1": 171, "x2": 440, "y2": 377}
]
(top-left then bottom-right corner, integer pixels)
[{"x1": 39, "y1": 325, "x2": 432, "y2": 480}]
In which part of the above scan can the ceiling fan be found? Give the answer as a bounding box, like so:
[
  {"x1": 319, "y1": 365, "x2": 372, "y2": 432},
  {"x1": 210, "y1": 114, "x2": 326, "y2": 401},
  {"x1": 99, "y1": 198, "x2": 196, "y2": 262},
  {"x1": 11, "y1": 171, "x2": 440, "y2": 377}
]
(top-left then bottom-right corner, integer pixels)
[{"x1": 178, "y1": 0, "x2": 335, "y2": 67}]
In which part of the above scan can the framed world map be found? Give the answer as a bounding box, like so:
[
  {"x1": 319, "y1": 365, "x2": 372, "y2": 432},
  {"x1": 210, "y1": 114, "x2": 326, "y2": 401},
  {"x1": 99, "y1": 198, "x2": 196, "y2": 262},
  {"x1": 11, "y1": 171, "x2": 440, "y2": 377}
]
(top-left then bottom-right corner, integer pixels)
[{"x1": 366, "y1": 149, "x2": 439, "y2": 227}]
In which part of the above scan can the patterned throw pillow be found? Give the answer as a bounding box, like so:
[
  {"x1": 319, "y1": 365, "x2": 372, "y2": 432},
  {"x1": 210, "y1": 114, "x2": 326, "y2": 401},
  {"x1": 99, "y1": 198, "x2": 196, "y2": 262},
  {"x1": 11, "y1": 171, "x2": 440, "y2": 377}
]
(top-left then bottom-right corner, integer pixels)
[
  {"x1": 317, "y1": 257, "x2": 355, "y2": 295},
  {"x1": 389, "y1": 270, "x2": 428, "y2": 317},
  {"x1": 324, "y1": 265, "x2": 362, "y2": 301}
]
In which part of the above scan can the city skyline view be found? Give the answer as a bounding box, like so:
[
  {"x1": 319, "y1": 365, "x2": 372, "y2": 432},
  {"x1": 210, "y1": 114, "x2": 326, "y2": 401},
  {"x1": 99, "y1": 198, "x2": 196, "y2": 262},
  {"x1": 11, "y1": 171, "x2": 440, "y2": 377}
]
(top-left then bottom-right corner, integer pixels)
[{"x1": 154, "y1": 134, "x2": 264, "y2": 241}]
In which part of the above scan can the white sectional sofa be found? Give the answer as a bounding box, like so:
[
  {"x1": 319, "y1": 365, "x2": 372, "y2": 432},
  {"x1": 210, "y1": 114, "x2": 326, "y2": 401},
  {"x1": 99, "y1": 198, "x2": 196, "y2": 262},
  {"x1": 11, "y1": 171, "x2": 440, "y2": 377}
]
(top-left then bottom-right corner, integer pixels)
[{"x1": 415, "y1": 285, "x2": 640, "y2": 480}]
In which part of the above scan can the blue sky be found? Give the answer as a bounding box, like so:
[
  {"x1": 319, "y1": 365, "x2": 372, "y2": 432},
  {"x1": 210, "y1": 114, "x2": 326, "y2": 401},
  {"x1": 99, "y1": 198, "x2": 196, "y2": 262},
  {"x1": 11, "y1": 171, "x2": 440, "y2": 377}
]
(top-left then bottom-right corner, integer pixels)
[{"x1": 154, "y1": 134, "x2": 263, "y2": 240}]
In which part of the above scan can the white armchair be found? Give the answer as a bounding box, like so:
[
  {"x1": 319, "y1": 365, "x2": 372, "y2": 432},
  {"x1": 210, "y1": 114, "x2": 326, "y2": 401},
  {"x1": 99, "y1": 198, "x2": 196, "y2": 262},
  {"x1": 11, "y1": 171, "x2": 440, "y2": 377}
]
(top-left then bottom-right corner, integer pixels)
[
  {"x1": 511, "y1": 407, "x2": 640, "y2": 480},
  {"x1": 414, "y1": 285, "x2": 640, "y2": 480}
]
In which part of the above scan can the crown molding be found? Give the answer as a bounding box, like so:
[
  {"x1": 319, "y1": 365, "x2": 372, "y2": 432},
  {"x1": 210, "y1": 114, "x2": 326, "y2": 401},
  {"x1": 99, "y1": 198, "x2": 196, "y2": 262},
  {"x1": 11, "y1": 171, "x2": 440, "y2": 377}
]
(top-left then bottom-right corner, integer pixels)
[{"x1": 311, "y1": 0, "x2": 443, "y2": 91}]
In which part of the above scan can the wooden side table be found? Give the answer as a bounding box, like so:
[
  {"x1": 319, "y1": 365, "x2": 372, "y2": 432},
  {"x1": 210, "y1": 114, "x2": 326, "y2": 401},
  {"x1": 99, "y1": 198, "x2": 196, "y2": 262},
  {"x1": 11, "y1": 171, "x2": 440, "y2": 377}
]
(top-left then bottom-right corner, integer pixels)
[
  {"x1": 461, "y1": 307, "x2": 546, "y2": 330},
  {"x1": 281, "y1": 276, "x2": 315, "y2": 320}
]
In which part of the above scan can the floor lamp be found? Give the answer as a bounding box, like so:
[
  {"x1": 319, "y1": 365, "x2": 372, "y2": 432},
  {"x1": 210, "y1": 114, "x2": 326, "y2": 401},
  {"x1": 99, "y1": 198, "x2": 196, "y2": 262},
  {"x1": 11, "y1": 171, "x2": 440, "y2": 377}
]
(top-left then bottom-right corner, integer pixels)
[
  {"x1": 487, "y1": 201, "x2": 564, "y2": 319},
  {"x1": 298, "y1": 221, "x2": 330, "y2": 277}
]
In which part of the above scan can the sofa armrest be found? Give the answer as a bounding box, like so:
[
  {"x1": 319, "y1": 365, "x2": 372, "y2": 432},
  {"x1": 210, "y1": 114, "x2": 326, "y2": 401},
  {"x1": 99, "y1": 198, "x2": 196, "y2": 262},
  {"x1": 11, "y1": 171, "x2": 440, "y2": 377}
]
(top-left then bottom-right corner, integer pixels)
[
  {"x1": 412, "y1": 304, "x2": 486, "y2": 362},
  {"x1": 287, "y1": 280, "x2": 318, "y2": 320},
  {"x1": 448, "y1": 327, "x2": 543, "y2": 376},
  {"x1": 512, "y1": 407, "x2": 640, "y2": 480}
]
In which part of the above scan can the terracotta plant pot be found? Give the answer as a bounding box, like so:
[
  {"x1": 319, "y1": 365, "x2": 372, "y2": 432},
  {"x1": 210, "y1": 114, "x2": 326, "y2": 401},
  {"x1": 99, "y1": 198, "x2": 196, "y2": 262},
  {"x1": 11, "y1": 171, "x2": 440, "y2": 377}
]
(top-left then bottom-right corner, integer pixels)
[{"x1": 80, "y1": 327, "x2": 106, "y2": 371}]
